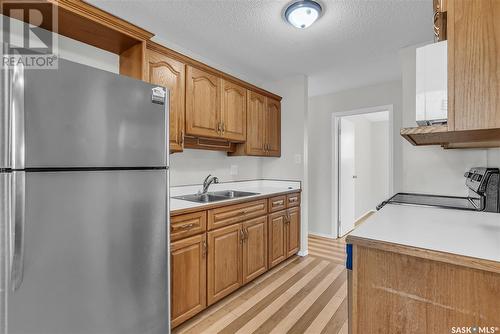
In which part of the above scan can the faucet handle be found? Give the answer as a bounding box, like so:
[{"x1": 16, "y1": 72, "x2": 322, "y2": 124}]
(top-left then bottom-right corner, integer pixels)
[{"x1": 203, "y1": 174, "x2": 212, "y2": 186}]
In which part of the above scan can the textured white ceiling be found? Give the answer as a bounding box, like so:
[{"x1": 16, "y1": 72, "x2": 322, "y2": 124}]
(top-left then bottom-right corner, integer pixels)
[{"x1": 88, "y1": 0, "x2": 433, "y2": 96}]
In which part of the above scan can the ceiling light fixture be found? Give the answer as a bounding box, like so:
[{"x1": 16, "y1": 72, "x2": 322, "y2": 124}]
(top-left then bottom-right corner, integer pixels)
[{"x1": 284, "y1": 0, "x2": 322, "y2": 29}]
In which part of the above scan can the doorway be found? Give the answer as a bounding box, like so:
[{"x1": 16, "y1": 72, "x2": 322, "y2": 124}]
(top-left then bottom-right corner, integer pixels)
[{"x1": 333, "y1": 106, "x2": 393, "y2": 237}]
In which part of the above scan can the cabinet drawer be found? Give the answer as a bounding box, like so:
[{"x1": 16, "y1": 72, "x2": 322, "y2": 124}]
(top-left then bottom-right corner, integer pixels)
[
  {"x1": 268, "y1": 195, "x2": 286, "y2": 213},
  {"x1": 287, "y1": 193, "x2": 300, "y2": 207},
  {"x1": 208, "y1": 199, "x2": 267, "y2": 230},
  {"x1": 171, "y1": 211, "x2": 207, "y2": 241}
]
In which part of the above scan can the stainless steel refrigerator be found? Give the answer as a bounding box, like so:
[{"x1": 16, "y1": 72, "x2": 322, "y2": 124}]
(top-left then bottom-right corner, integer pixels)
[{"x1": 0, "y1": 46, "x2": 170, "y2": 334}]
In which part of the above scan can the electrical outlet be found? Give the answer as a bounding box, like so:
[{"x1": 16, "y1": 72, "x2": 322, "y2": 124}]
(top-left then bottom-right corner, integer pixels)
[
  {"x1": 230, "y1": 165, "x2": 238, "y2": 176},
  {"x1": 294, "y1": 154, "x2": 302, "y2": 164}
]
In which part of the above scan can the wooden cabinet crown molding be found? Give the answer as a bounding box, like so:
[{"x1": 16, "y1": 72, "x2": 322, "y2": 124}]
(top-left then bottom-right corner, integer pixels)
[
  {"x1": 146, "y1": 41, "x2": 281, "y2": 102},
  {"x1": 0, "y1": 0, "x2": 154, "y2": 55},
  {"x1": 53, "y1": 0, "x2": 154, "y2": 41}
]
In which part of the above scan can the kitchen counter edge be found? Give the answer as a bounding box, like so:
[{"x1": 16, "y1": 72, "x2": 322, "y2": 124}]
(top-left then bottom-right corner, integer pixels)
[
  {"x1": 170, "y1": 188, "x2": 302, "y2": 216},
  {"x1": 346, "y1": 234, "x2": 500, "y2": 274}
]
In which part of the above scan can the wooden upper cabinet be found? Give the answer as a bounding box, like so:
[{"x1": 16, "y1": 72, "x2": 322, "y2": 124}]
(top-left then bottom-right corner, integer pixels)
[
  {"x1": 221, "y1": 80, "x2": 247, "y2": 142},
  {"x1": 266, "y1": 98, "x2": 281, "y2": 157},
  {"x1": 145, "y1": 48, "x2": 185, "y2": 152},
  {"x1": 244, "y1": 91, "x2": 267, "y2": 155},
  {"x1": 186, "y1": 66, "x2": 221, "y2": 138},
  {"x1": 242, "y1": 216, "x2": 268, "y2": 284},
  {"x1": 170, "y1": 234, "x2": 207, "y2": 328},
  {"x1": 448, "y1": 0, "x2": 500, "y2": 131}
]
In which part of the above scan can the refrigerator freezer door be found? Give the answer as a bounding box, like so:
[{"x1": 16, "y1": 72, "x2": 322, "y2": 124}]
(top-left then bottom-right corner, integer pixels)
[
  {"x1": 23, "y1": 59, "x2": 167, "y2": 168},
  {"x1": 8, "y1": 170, "x2": 168, "y2": 334}
]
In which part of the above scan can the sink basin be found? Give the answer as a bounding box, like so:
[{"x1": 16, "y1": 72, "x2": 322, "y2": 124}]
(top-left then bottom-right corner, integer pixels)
[
  {"x1": 173, "y1": 190, "x2": 260, "y2": 203},
  {"x1": 211, "y1": 190, "x2": 259, "y2": 198}
]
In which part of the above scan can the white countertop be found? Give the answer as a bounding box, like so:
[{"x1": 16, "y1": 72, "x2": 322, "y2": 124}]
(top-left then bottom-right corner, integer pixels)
[
  {"x1": 349, "y1": 204, "x2": 500, "y2": 263},
  {"x1": 170, "y1": 179, "x2": 301, "y2": 213}
]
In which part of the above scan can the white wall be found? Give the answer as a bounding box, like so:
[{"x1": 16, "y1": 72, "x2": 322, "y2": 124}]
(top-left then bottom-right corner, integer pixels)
[
  {"x1": 261, "y1": 75, "x2": 309, "y2": 255},
  {"x1": 370, "y1": 121, "x2": 390, "y2": 208},
  {"x1": 169, "y1": 150, "x2": 263, "y2": 186},
  {"x1": 308, "y1": 81, "x2": 402, "y2": 237},
  {"x1": 399, "y1": 44, "x2": 500, "y2": 196}
]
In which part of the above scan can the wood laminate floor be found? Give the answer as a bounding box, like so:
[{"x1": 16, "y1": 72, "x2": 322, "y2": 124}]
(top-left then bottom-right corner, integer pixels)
[{"x1": 173, "y1": 235, "x2": 347, "y2": 334}]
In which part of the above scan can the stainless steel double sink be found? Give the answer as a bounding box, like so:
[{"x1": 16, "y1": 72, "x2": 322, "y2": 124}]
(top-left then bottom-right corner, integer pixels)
[{"x1": 173, "y1": 190, "x2": 260, "y2": 203}]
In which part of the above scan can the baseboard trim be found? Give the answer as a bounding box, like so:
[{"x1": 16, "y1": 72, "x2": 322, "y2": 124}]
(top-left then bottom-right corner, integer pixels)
[
  {"x1": 297, "y1": 250, "x2": 308, "y2": 257},
  {"x1": 308, "y1": 232, "x2": 336, "y2": 239}
]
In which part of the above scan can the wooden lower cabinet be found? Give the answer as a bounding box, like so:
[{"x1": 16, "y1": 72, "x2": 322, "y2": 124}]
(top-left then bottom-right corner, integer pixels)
[
  {"x1": 207, "y1": 223, "x2": 242, "y2": 305},
  {"x1": 268, "y1": 210, "x2": 287, "y2": 268},
  {"x1": 268, "y1": 207, "x2": 301, "y2": 269},
  {"x1": 171, "y1": 234, "x2": 207, "y2": 328},
  {"x1": 171, "y1": 192, "x2": 301, "y2": 326},
  {"x1": 286, "y1": 207, "x2": 300, "y2": 257},
  {"x1": 242, "y1": 216, "x2": 268, "y2": 284}
]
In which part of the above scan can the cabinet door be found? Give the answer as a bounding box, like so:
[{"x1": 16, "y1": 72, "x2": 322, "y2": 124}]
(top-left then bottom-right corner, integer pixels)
[
  {"x1": 207, "y1": 224, "x2": 242, "y2": 305},
  {"x1": 266, "y1": 98, "x2": 281, "y2": 157},
  {"x1": 145, "y1": 49, "x2": 185, "y2": 152},
  {"x1": 186, "y1": 66, "x2": 221, "y2": 138},
  {"x1": 268, "y1": 211, "x2": 286, "y2": 269},
  {"x1": 221, "y1": 80, "x2": 246, "y2": 142},
  {"x1": 245, "y1": 91, "x2": 267, "y2": 155},
  {"x1": 448, "y1": 0, "x2": 500, "y2": 130},
  {"x1": 171, "y1": 234, "x2": 207, "y2": 328},
  {"x1": 242, "y1": 216, "x2": 268, "y2": 284},
  {"x1": 286, "y1": 207, "x2": 300, "y2": 258}
]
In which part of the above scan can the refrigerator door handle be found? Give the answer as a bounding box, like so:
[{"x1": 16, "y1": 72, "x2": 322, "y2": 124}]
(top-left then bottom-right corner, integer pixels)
[
  {"x1": 10, "y1": 171, "x2": 25, "y2": 291},
  {"x1": 11, "y1": 61, "x2": 25, "y2": 170}
]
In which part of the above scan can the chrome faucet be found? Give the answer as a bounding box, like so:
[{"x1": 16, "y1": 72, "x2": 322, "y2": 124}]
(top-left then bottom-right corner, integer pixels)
[{"x1": 200, "y1": 174, "x2": 219, "y2": 194}]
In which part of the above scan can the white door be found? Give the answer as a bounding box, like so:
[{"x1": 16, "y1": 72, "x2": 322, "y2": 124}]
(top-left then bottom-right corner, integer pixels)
[{"x1": 339, "y1": 118, "x2": 356, "y2": 237}]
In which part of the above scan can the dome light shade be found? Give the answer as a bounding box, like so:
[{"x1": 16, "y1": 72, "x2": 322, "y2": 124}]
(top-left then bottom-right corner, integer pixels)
[{"x1": 284, "y1": 0, "x2": 322, "y2": 29}]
